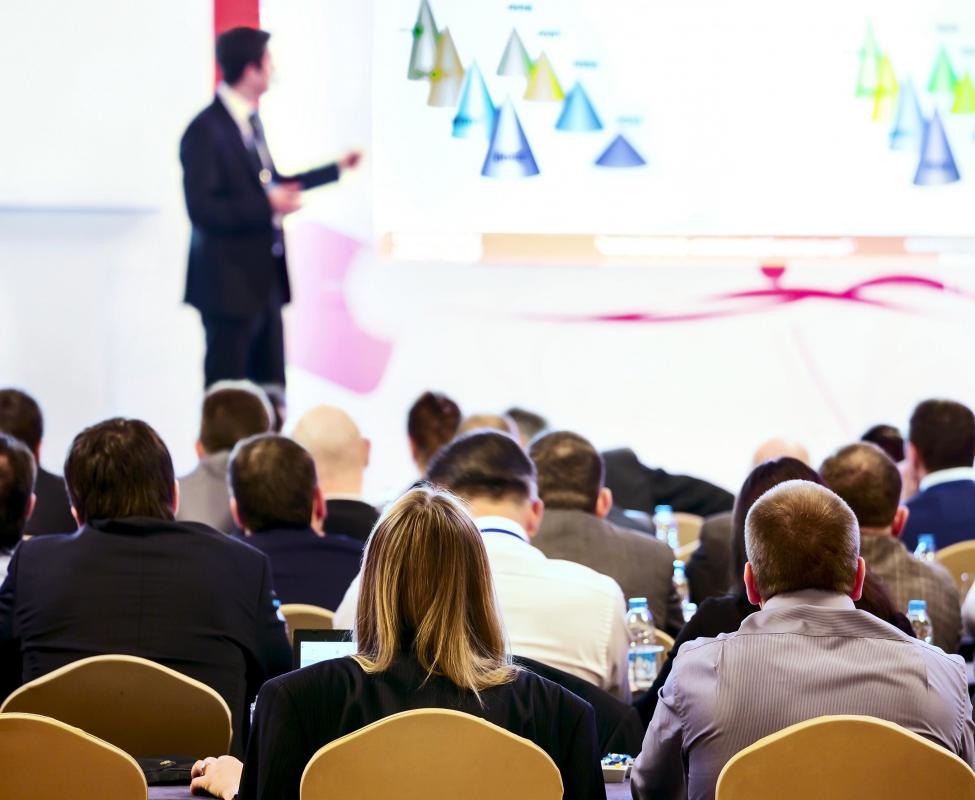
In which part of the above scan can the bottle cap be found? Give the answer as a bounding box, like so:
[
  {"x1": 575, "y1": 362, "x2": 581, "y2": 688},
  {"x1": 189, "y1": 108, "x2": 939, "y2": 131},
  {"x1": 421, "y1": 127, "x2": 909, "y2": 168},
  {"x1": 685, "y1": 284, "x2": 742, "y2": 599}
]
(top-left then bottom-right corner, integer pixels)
[
  {"x1": 627, "y1": 597, "x2": 649, "y2": 610},
  {"x1": 654, "y1": 505, "x2": 673, "y2": 515},
  {"x1": 918, "y1": 533, "x2": 936, "y2": 547},
  {"x1": 907, "y1": 599, "x2": 927, "y2": 613}
]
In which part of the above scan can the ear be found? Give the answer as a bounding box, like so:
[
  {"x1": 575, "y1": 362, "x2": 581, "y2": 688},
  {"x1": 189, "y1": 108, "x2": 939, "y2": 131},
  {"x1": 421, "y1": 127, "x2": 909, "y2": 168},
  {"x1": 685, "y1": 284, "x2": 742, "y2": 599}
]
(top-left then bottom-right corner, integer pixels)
[
  {"x1": 312, "y1": 485, "x2": 326, "y2": 535},
  {"x1": 362, "y1": 438, "x2": 371, "y2": 469},
  {"x1": 744, "y1": 563, "x2": 763, "y2": 606},
  {"x1": 70, "y1": 505, "x2": 82, "y2": 529},
  {"x1": 850, "y1": 556, "x2": 866, "y2": 601},
  {"x1": 524, "y1": 497, "x2": 545, "y2": 539},
  {"x1": 172, "y1": 480, "x2": 180, "y2": 515},
  {"x1": 26, "y1": 492, "x2": 36, "y2": 521},
  {"x1": 594, "y1": 487, "x2": 613, "y2": 519},
  {"x1": 195, "y1": 440, "x2": 206, "y2": 459},
  {"x1": 891, "y1": 506, "x2": 910, "y2": 538},
  {"x1": 230, "y1": 496, "x2": 247, "y2": 534}
]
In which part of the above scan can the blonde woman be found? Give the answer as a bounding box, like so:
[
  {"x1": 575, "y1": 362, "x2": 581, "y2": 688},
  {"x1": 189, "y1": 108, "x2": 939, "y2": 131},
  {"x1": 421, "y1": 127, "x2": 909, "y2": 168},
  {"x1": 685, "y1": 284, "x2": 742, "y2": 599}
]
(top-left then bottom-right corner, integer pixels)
[{"x1": 191, "y1": 486, "x2": 605, "y2": 800}]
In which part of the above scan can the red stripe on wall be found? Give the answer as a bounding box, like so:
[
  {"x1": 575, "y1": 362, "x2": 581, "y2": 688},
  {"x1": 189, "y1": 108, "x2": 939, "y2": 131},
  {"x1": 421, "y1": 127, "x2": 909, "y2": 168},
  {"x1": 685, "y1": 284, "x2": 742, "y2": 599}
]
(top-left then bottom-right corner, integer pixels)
[{"x1": 213, "y1": 0, "x2": 261, "y2": 85}]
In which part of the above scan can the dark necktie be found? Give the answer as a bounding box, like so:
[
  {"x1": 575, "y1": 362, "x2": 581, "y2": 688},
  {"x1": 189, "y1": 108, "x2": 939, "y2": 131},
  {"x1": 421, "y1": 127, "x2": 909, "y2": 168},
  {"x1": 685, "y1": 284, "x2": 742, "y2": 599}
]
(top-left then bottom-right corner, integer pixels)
[{"x1": 248, "y1": 112, "x2": 274, "y2": 180}]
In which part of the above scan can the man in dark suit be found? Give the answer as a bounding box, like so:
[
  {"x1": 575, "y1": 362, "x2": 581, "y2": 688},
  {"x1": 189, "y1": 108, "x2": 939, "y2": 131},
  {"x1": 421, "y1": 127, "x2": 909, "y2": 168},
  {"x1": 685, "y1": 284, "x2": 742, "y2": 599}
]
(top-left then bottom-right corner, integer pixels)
[
  {"x1": 530, "y1": 432, "x2": 684, "y2": 635},
  {"x1": 0, "y1": 418, "x2": 291, "y2": 755},
  {"x1": 181, "y1": 27, "x2": 360, "y2": 391},
  {"x1": 231, "y1": 434, "x2": 363, "y2": 612},
  {"x1": 0, "y1": 389, "x2": 75, "y2": 536},
  {"x1": 901, "y1": 399, "x2": 975, "y2": 552}
]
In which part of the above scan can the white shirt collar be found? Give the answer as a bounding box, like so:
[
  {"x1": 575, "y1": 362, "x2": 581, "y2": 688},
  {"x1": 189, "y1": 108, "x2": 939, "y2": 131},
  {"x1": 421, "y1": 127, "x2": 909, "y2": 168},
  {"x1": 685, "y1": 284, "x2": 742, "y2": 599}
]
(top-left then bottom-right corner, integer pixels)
[
  {"x1": 216, "y1": 82, "x2": 257, "y2": 134},
  {"x1": 919, "y1": 466, "x2": 975, "y2": 492},
  {"x1": 475, "y1": 515, "x2": 529, "y2": 544},
  {"x1": 763, "y1": 589, "x2": 856, "y2": 612}
]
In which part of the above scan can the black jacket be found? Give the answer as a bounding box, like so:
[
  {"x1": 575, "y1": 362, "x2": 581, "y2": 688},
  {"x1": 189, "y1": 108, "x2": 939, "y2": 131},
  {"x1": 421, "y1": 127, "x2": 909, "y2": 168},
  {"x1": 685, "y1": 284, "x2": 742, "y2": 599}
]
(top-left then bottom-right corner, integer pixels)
[
  {"x1": 24, "y1": 467, "x2": 76, "y2": 536},
  {"x1": 324, "y1": 498, "x2": 380, "y2": 543}
]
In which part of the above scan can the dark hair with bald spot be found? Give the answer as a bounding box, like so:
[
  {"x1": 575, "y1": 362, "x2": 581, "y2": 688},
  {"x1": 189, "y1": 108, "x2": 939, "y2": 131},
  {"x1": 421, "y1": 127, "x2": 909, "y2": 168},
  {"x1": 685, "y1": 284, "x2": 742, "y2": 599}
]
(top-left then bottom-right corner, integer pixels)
[
  {"x1": 529, "y1": 431, "x2": 603, "y2": 513},
  {"x1": 820, "y1": 442, "x2": 901, "y2": 530}
]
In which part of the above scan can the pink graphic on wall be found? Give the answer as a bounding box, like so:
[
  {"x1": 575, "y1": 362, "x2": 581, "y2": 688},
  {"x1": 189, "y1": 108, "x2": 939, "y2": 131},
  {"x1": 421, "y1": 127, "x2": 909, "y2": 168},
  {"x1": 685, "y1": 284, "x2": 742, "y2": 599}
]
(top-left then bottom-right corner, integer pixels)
[{"x1": 286, "y1": 221, "x2": 393, "y2": 393}]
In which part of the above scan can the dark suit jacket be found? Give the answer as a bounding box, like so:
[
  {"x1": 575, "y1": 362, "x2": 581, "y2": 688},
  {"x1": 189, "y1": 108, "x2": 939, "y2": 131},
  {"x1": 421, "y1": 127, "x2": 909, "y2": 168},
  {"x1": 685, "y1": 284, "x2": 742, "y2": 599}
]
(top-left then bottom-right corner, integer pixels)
[
  {"x1": 0, "y1": 516, "x2": 291, "y2": 755},
  {"x1": 241, "y1": 526, "x2": 363, "y2": 612},
  {"x1": 180, "y1": 97, "x2": 340, "y2": 318},
  {"x1": 685, "y1": 511, "x2": 735, "y2": 604},
  {"x1": 324, "y1": 498, "x2": 379, "y2": 543},
  {"x1": 24, "y1": 467, "x2": 76, "y2": 536},
  {"x1": 602, "y1": 448, "x2": 734, "y2": 518},
  {"x1": 533, "y1": 509, "x2": 684, "y2": 636},
  {"x1": 902, "y1": 479, "x2": 975, "y2": 552},
  {"x1": 237, "y1": 653, "x2": 606, "y2": 800}
]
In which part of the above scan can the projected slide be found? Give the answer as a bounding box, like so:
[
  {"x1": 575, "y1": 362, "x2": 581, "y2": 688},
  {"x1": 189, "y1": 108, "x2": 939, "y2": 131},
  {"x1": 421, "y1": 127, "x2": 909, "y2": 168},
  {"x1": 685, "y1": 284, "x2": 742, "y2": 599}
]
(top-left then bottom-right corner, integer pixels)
[{"x1": 373, "y1": 0, "x2": 975, "y2": 240}]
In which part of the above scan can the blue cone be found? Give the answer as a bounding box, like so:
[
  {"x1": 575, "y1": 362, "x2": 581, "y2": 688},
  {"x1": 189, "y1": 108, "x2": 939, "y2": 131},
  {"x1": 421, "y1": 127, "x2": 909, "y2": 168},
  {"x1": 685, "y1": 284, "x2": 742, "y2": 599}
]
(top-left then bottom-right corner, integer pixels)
[
  {"x1": 913, "y1": 110, "x2": 960, "y2": 185},
  {"x1": 595, "y1": 133, "x2": 646, "y2": 167},
  {"x1": 555, "y1": 82, "x2": 603, "y2": 132},
  {"x1": 890, "y1": 79, "x2": 925, "y2": 151},
  {"x1": 453, "y1": 62, "x2": 495, "y2": 139},
  {"x1": 482, "y1": 97, "x2": 540, "y2": 177}
]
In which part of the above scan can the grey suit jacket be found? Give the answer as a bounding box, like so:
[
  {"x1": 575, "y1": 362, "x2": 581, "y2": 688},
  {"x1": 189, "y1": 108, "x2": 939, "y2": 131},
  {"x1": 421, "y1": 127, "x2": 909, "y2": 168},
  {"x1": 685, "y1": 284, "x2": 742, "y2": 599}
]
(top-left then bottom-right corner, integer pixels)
[
  {"x1": 533, "y1": 508, "x2": 684, "y2": 635},
  {"x1": 175, "y1": 451, "x2": 234, "y2": 533},
  {"x1": 632, "y1": 591, "x2": 975, "y2": 800}
]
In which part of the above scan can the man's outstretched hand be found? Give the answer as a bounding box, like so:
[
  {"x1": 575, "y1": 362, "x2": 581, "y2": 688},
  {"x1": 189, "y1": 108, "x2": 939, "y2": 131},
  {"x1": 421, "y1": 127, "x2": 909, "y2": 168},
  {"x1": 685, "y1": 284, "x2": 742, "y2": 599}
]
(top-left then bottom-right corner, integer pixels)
[{"x1": 339, "y1": 150, "x2": 363, "y2": 171}]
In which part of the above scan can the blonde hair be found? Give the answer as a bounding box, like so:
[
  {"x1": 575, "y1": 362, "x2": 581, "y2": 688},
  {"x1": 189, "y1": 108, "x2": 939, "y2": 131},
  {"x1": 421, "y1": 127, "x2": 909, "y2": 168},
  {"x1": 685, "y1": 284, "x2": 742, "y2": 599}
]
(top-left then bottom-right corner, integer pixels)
[{"x1": 353, "y1": 486, "x2": 516, "y2": 696}]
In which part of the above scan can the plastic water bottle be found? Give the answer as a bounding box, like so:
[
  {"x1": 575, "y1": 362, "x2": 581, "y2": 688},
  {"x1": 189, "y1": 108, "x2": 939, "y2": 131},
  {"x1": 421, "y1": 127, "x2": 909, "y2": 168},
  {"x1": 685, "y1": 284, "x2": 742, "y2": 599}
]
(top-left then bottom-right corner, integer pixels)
[
  {"x1": 673, "y1": 560, "x2": 697, "y2": 622},
  {"x1": 653, "y1": 504, "x2": 679, "y2": 549},
  {"x1": 626, "y1": 597, "x2": 659, "y2": 691},
  {"x1": 907, "y1": 599, "x2": 933, "y2": 644},
  {"x1": 914, "y1": 534, "x2": 937, "y2": 562}
]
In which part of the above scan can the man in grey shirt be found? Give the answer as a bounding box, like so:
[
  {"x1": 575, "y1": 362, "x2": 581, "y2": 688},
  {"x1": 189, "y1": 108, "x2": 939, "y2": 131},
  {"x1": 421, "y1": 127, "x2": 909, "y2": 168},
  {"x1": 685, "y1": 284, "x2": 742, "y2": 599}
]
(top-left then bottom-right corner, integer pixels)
[{"x1": 632, "y1": 480, "x2": 974, "y2": 800}]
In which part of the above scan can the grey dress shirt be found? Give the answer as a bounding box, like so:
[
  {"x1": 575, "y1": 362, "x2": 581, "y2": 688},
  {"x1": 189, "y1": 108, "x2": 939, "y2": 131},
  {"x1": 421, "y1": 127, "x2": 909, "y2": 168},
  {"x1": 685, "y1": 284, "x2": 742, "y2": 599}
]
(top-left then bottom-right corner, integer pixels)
[
  {"x1": 632, "y1": 590, "x2": 975, "y2": 800},
  {"x1": 175, "y1": 450, "x2": 234, "y2": 533}
]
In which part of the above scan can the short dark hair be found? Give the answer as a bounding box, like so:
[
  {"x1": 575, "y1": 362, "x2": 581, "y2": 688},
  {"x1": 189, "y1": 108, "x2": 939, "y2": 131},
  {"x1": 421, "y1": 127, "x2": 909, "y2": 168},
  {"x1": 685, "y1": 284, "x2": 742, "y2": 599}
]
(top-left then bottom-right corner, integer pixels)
[
  {"x1": 529, "y1": 431, "x2": 603, "y2": 513},
  {"x1": 64, "y1": 418, "x2": 175, "y2": 524},
  {"x1": 230, "y1": 434, "x2": 316, "y2": 532},
  {"x1": 426, "y1": 431, "x2": 535, "y2": 502},
  {"x1": 407, "y1": 391, "x2": 461, "y2": 468},
  {"x1": 216, "y1": 27, "x2": 270, "y2": 85},
  {"x1": 0, "y1": 434, "x2": 37, "y2": 549},
  {"x1": 909, "y1": 399, "x2": 975, "y2": 473},
  {"x1": 860, "y1": 424, "x2": 905, "y2": 463},
  {"x1": 199, "y1": 384, "x2": 271, "y2": 454},
  {"x1": 0, "y1": 389, "x2": 43, "y2": 453},
  {"x1": 505, "y1": 407, "x2": 548, "y2": 441},
  {"x1": 820, "y1": 442, "x2": 901, "y2": 530}
]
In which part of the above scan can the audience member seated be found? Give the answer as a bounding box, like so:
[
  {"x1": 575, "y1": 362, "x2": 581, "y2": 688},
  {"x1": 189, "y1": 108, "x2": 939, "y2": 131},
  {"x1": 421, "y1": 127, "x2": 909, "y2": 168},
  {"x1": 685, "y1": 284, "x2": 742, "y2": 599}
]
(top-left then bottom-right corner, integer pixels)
[
  {"x1": 861, "y1": 423, "x2": 905, "y2": 463},
  {"x1": 457, "y1": 413, "x2": 519, "y2": 438},
  {"x1": 632, "y1": 479, "x2": 974, "y2": 800},
  {"x1": 336, "y1": 431, "x2": 631, "y2": 699},
  {"x1": 0, "y1": 389, "x2": 75, "y2": 536},
  {"x1": 529, "y1": 431, "x2": 684, "y2": 635},
  {"x1": 189, "y1": 487, "x2": 605, "y2": 800},
  {"x1": 176, "y1": 381, "x2": 271, "y2": 533},
  {"x1": 291, "y1": 405, "x2": 378, "y2": 542},
  {"x1": 821, "y1": 442, "x2": 961, "y2": 652},
  {"x1": 407, "y1": 390, "x2": 461, "y2": 474},
  {"x1": 231, "y1": 434, "x2": 363, "y2": 612},
  {"x1": 901, "y1": 399, "x2": 975, "y2": 551},
  {"x1": 505, "y1": 406, "x2": 549, "y2": 448},
  {"x1": 0, "y1": 418, "x2": 290, "y2": 755}
]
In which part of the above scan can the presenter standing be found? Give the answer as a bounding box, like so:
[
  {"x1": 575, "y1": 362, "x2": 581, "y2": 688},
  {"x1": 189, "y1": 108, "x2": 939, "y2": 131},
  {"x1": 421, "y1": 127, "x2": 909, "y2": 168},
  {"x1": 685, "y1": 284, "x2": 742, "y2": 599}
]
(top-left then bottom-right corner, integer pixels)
[{"x1": 180, "y1": 27, "x2": 360, "y2": 396}]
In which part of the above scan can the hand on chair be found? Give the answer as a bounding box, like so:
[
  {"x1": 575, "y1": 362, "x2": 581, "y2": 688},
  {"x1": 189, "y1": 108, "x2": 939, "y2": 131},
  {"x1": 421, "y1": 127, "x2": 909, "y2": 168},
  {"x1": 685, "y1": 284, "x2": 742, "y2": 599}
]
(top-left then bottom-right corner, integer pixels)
[{"x1": 190, "y1": 755, "x2": 243, "y2": 800}]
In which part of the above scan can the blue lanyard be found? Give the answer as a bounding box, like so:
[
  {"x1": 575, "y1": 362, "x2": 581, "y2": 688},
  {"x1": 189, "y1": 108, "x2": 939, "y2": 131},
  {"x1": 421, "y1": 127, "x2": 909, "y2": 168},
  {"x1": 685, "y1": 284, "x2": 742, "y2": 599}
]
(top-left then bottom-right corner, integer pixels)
[{"x1": 481, "y1": 527, "x2": 527, "y2": 544}]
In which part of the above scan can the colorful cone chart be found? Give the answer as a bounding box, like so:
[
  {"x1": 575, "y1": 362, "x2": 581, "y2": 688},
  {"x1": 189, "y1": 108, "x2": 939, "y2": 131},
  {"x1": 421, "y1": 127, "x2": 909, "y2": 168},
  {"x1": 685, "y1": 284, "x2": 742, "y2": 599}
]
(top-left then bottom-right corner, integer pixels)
[
  {"x1": 913, "y1": 110, "x2": 960, "y2": 185},
  {"x1": 453, "y1": 62, "x2": 495, "y2": 138},
  {"x1": 556, "y1": 82, "x2": 603, "y2": 131},
  {"x1": 481, "y1": 97, "x2": 540, "y2": 178},
  {"x1": 871, "y1": 54, "x2": 898, "y2": 121},
  {"x1": 595, "y1": 133, "x2": 646, "y2": 168},
  {"x1": 407, "y1": 0, "x2": 438, "y2": 80},
  {"x1": 524, "y1": 53, "x2": 564, "y2": 102},
  {"x1": 952, "y1": 73, "x2": 975, "y2": 113},
  {"x1": 497, "y1": 29, "x2": 532, "y2": 78},
  {"x1": 856, "y1": 23, "x2": 880, "y2": 97},
  {"x1": 890, "y1": 79, "x2": 925, "y2": 151},
  {"x1": 427, "y1": 27, "x2": 465, "y2": 107},
  {"x1": 928, "y1": 47, "x2": 957, "y2": 95}
]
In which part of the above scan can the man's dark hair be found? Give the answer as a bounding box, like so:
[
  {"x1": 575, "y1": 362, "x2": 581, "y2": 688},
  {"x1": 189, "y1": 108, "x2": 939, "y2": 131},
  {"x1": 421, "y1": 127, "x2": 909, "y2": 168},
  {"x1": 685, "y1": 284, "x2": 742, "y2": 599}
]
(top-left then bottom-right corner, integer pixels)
[
  {"x1": 860, "y1": 424, "x2": 905, "y2": 463},
  {"x1": 529, "y1": 431, "x2": 602, "y2": 513},
  {"x1": 820, "y1": 442, "x2": 901, "y2": 530},
  {"x1": 0, "y1": 433, "x2": 37, "y2": 549},
  {"x1": 426, "y1": 431, "x2": 535, "y2": 502},
  {"x1": 216, "y1": 27, "x2": 271, "y2": 85},
  {"x1": 199, "y1": 384, "x2": 271, "y2": 454},
  {"x1": 230, "y1": 434, "x2": 316, "y2": 532},
  {"x1": 505, "y1": 407, "x2": 548, "y2": 442},
  {"x1": 407, "y1": 391, "x2": 461, "y2": 468},
  {"x1": 0, "y1": 389, "x2": 43, "y2": 453},
  {"x1": 64, "y1": 418, "x2": 175, "y2": 524},
  {"x1": 909, "y1": 399, "x2": 975, "y2": 473}
]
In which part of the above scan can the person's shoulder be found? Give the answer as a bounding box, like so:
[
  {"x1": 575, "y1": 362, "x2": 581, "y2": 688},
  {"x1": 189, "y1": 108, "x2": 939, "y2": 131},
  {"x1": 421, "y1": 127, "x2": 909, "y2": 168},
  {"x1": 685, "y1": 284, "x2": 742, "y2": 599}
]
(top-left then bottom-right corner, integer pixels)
[
  {"x1": 322, "y1": 533, "x2": 366, "y2": 554},
  {"x1": 506, "y1": 666, "x2": 591, "y2": 718},
  {"x1": 540, "y1": 553, "x2": 624, "y2": 599},
  {"x1": 604, "y1": 516, "x2": 672, "y2": 557},
  {"x1": 180, "y1": 100, "x2": 226, "y2": 145}
]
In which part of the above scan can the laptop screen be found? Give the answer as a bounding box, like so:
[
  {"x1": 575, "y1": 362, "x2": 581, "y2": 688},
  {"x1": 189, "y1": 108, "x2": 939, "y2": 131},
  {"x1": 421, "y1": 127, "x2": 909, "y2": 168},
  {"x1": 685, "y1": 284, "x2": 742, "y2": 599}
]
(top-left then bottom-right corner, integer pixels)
[{"x1": 293, "y1": 629, "x2": 356, "y2": 669}]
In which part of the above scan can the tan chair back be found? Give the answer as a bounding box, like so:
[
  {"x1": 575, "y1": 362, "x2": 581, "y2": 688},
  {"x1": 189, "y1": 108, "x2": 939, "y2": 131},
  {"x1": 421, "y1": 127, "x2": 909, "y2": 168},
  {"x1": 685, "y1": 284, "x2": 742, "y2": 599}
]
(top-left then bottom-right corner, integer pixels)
[
  {"x1": 935, "y1": 540, "x2": 975, "y2": 596},
  {"x1": 0, "y1": 712, "x2": 147, "y2": 799},
  {"x1": 674, "y1": 512, "x2": 704, "y2": 547},
  {"x1": 300, "y1": 708, "x2": 562, "y2": 800},
  {"x1": 280, "y1": 603, "x2": 335, "y2": 644},
  {"x1": 654, "y1": 628, "x2": 675, "y2": 653},
  {"x1": 0, "y1": 654, "x2": 231, "y2": 758},
  {"x1": 716, "y1": 715, "x2": 975, "y2": 800}
]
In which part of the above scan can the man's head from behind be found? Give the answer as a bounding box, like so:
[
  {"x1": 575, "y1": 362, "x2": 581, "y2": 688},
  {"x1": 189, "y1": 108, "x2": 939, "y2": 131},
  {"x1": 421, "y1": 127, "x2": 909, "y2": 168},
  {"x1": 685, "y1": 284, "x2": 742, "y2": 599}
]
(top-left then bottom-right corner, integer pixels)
[
  {"x1": 820, "y1": 442, "x2": 905, "y2": 536},
  {"x1": 744, "y1": 480, "x2": 864, "y2": 605},
  {"x1": 197, "y1": 381, "x2": 272, "y2": 458},
  {"x1": 0, "y1": 388, "x2": 43, "y2": 458},
  {"x1": 908, "y1": 398, "x2": 975, "y2": 478},
  {"x1": 229, "y1": 434, "x2": 321, "y2": 533},
  {"x1": 216, "y1": 27, "x2": 272, "y2": 95},
  {"x1": 528, "y1": 431, "x2": 612, "y2": 517},
  {"x1": 0, "y1": 433, "x2": 36, "y2": 550},
  {"x1": 64, "y1": 418, "x2": 176, "y2": 525},
  {"x1": 407, "y1": 391, "x2": 462, "y2": 472},
  {"x1": 291, "y1": 405, "x2": 370, "y2": 495}
]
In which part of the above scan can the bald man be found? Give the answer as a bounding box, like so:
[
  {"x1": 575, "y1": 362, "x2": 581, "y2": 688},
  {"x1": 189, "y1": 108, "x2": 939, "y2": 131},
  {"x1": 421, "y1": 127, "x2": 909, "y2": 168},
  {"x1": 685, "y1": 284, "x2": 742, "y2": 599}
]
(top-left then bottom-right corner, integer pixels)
[{"x1": 291, "y1": 406, "x2": 378, "y2": 542}]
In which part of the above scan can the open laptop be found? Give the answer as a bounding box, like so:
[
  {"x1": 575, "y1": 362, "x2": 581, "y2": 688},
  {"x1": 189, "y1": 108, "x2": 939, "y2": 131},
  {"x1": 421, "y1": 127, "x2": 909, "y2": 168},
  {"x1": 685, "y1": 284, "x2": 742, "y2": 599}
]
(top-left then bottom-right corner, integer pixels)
[{"x1": 293, "y1": 629, "x2": 357, "y2": 670}]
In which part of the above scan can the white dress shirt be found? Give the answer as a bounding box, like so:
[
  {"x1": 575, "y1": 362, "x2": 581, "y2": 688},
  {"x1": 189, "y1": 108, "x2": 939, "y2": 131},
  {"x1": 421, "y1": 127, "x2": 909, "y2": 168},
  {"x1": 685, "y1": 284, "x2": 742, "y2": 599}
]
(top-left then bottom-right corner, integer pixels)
[{"x1": 919, "y1": 466, "x2": 975, "y2": 492}]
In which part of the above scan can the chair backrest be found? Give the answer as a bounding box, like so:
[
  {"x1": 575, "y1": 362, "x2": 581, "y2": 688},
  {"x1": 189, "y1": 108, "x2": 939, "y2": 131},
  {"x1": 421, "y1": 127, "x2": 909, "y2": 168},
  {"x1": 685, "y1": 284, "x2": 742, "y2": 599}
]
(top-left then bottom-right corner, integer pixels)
[
  {"x1": 935, "y1": 540, "x2": 975, "y2": 595},
  {"x1": 280, "y1": 603, "x2": 334, "y2": 644},
  {"x1": 0, "y1": 712, "x2": 147, "y2": 799},
  {"x1": 716, "y1": 715, "x2": 975, "y2": 800},
  {"x1": 675, "y1": 540, "x2": 699, "y2": 562},
  {"x1": 0, "y1": 654, "x2": 231, "y2": 758},
  {"x1": 654, "y1": 628, "x2": 675, "y2": 652},
  {"x1": 674, "y1": 512, "x2": 704, "y2": 547},
  {"x1": 300, "y1": 709, "x2": 563, "y2": 800}
]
